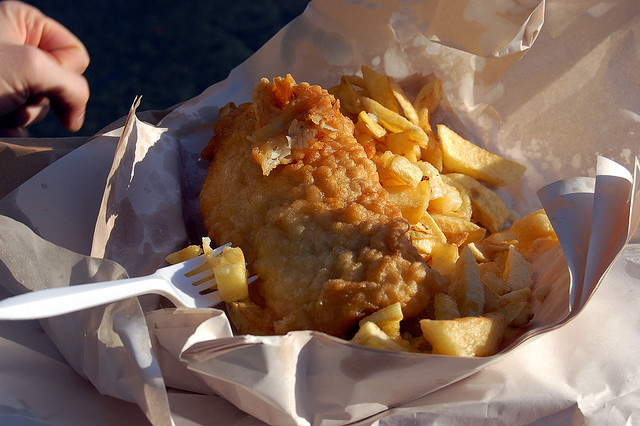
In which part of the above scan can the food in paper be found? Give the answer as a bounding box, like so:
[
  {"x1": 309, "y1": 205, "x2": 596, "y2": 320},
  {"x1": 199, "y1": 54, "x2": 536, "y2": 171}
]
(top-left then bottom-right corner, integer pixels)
[
  {"x1": 200, "y1": 74, "x2": 441, "y2": 338},
  {"x1": 196, "y1": 67, "x2": 559, "y2": 356}
]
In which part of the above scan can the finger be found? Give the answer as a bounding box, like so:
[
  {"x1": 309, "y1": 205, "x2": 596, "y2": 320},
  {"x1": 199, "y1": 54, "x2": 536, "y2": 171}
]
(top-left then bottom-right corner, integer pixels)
[
  {"x1": 36, "y1": 15, "x2": 90, "y2": 73},
  {"x1": 15, "y1": 45, "x2": 90, "y2": 132},
  {"x1": 0, "y1": 1, "x2": 90, "y2": 73},
  {"x1": 0, "y1": 95, "x2": 50, "y2": 129}
]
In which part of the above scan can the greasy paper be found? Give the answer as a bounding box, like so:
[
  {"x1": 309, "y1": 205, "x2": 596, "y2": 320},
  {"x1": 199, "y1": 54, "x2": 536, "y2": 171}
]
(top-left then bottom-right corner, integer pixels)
[{"x1": 1, "y1": 0, "x2": 640, "y2": 425}]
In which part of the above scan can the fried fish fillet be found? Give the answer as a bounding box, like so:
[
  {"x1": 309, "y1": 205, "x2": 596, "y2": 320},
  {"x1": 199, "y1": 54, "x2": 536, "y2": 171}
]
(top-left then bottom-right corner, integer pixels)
[{"x1": 199, "y1": 75, "x2": 441, "y2": 338}]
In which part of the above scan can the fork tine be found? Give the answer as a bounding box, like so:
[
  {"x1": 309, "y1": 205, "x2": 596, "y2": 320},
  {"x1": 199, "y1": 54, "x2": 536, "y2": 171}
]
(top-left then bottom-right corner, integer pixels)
[
  {"x1": 189, "y1": 269, "x2": 217, "y2": 288},
  {"x1": 195, "y1": 289, "x2": 223, "y2": 308}
]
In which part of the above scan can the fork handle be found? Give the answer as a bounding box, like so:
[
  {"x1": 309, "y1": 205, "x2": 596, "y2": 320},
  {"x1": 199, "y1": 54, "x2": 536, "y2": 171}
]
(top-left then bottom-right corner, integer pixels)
[{"x1": 0, "y1": 275, "x2": 166, "y2": 320}]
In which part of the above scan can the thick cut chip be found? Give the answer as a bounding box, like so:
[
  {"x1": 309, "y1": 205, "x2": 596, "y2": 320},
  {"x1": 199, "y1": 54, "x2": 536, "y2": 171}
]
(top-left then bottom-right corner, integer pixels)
[
  {"x1": 359, "y1": 301, "x2": 403, "y2": 325},
  {"x1": 441, "y1": 175, "x2": 472, "y2": 221},
  {"x1": 358, "y1": 302, "x2": 403, "y2": 339},
  {"x1": 466, "y1": 242, "x2": 488, "y2": 262},
  {"x1": 420, "y1": 212, "x2": 447, "y2": 243},
  {"x1": 409, "y1": 229, "x2": 438, "y2": 258},
  {"x1": 343, "y1": 74, "x2": 366, "y2": 88},
  {"x1": 428, "y1": 182, "x2": 463, "y2": 214},
  {"x1": 351, "y1": 321, "x2": 407, "y2": 351},
  {"x1": 437, "y1": 124, "x2": 525, "y2": 186},
  {"x1": 385, "y1": 180, "x2": 431, "y2": 224},
  {"x1": 483, "y1": 283, "x2": 503, "y2": 313},
  {"x1": 498, "y1": 301, "x2": 534, "y2": 327},
  {"x1": 510, "y1": 209, "x2": 558, "y2": 250},
  {"x1": 409, "y1": 219, "x2": 445, "y2": 258},
  {"x1": 361, "y1": 65, "x2": 402, "y2": 114},
  {"x1": 434, "y1": 293, "x2": 460, "y2": 320},
  {"x1": 328, "y1": 76, "x2": 362, "y2": 117},
  {"x1": 502, "y1": 246, "x2": 534, "y2": 291},
  {"x1": 377, "y1": 151, "x2": 424, "y2": 187},
  {"x1": 475, "y1": 229, "x2": 518, "y2": 258},
  {"x1": 452, "y1": 246, "x2": 485, "y2": 316},
  {"x1": 479, "y1": 264, "x2": 506, "y2": 295},
  {"x1": 429, "y1": 242, "x2": 459, "y2": 276},
  {"x1": 384, "y1": 131, "x2": 421, "y2": 162},
  {"x1": 356, "y1": 110, "x2": 387, "y2": 139},
  {"x1": 445, "y1": 173, "x2": 509, "y2": 233},
  {"x1": 213, "y1": 247, "x2": 249, "y2": 302},
  {"x1": 481, "y1": 266, "x2": 506, "y2": 313},
  {"x1": 390, "y1": 80, "x2": 420, "y2": 124},
  {"x1": 360, "y1": 97, "x2": 429, "y2": 146},
  {"x1": 500, "y1": 287, "x2": 532, "y2": 304},
  {"x1": 414, "y1": 78, "x2": 443, "y2": 116},
  {"x1": 431, "y1": 213, "x2": 486, "y2": 246},
  {"x1": 416, "y1": 161, "x2": 446, "y2": 201},
  {"x1": 165, "y1": 244, "x2": 202, "y2": 264},
  {"x1": 420, "y1": 312, "x2": 507, "y2": 357}
]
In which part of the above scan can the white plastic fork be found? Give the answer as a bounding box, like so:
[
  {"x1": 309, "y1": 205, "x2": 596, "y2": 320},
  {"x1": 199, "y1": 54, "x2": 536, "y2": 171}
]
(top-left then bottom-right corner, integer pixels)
[{"x1": 0, "y1": 244, "x2": 255, "y2": 320}]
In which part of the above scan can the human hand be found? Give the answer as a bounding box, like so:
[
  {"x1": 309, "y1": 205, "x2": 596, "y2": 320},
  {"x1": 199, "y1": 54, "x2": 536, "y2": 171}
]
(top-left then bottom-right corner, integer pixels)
[{"x1": 0, "y1": 1, "x2": 90, "y2": 137}]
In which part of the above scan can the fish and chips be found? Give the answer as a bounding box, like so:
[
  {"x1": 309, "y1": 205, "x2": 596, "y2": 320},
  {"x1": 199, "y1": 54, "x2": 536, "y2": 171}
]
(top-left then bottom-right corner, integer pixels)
[{"x1": 170, "y1": 66, "x2": 559, "y2": 357}]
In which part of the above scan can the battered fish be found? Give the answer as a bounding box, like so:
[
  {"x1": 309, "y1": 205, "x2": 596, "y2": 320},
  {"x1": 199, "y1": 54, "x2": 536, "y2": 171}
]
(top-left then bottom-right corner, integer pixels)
[{"x1": 199, "y1": 75, "x2": 441, "y2": 338}]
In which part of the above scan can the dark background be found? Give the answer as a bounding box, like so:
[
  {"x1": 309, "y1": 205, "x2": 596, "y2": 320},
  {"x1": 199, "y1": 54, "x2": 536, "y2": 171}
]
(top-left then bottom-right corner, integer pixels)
[{"x1": 25, "y1": 0, "x2": 311, "y2": 138}]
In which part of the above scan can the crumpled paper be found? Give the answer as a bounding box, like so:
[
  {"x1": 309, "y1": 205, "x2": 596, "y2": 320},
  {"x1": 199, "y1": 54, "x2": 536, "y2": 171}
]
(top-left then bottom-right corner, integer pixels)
[{"x1": 1, "y1": 0, "x2": 640, "y2": 425}]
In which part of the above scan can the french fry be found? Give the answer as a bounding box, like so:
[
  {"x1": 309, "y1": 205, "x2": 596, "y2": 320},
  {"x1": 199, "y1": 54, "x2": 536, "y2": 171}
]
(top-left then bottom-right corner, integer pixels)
[
  {"x1": 385, "y1": 181, "x2": 431, "y2": 224},
  {"x1": 441, "y1": 175, "x2": 472, "y2": 221},
  {"x1": 497, "y1": 301, "x2": 534, "y2": 327},
  {"x1": 352, "y1": 321, "x2": 407, "y2": 352},
  {"x1": 361, "y1": 65, "x2": 402, "y2": 114},
  {"x1": 434, "y1": 293, "x2": 460, "y2": 320},
  {"x1": 420, "y1": 139, "x2": 444, "y2": 172},
  {"x1": 445, "y1": 173, "x2": 509, "y2": 233},
  {"x1": 390, "y1": 80, "x2": 420, "y2": 125},
  {"x1": 452, "y1": 246, "x2": 485, "y2": 317},
  {"x1": 409, "y1": 222, "x2": 440, "y2": 258},
  {"x1": 165, "y1": 244, "x2": 203, "y2": 264},
  {"x1": 356, "y1": 110, "x2": 387, "y2": 139},
  {"x1": 466, "y1": 242, "x2": 488, "y2": 262},
  {"x1": 359, "y1": 301, "x2": 404, "y2": 325},
  {"x1": 377, "y1": 151, "x2": 424, "y2": 187},
  {"x1": 479, "y1": 264, "x2": 506, "y2": 296},
  {"x1": 360, "y1": 97, "x2": 430, "y2": 147},
  {"x1": 431, "y1": 213, "x2": 486, "y2": 246},
  {"x1": 482, "y1": 283, "x2": 503, "y2": 313},
  {"x1": 429, "y1": 242, "x2": 459, "y2": 276},
  {"x1": 428, "y1": 182, "x2": 463, "y2": 214},
  {"x1": 384, "y1": 131, "x2": 421, "y2": 162},
  {"x1": 213, "y1": 246, "x2": 249, "y2": 302},
  {"x1": 420, "y1": 212, "x2": 447, "y2": 243},
  {"x1": 500, "y1": 287, "x2": 532, "y2": 304},
  {"x1": 420, "y1": 312, "x2": 506, "y2": 357},
  {"x1": 343, "y1": 74, "x2": 366, "y2": 88},
  {"x1": 329, "y1": 76, "x2": 362, "y2": 117},
  {"x1": 414, "y1": 80, "x2": 443, "y2": 171},
  {"x1": 358, "y1": 302, "x2": 403, "y2": 339},
  {"x1": 502, "y1": 245, "x2": 534, "y2": 291},
  {"x1": 437, "y1": 124, "x2": 526, "y2": 186},
  {"x1": 510, "y1": 209, "x2": 558, "y2": 251},
  {"x1": 474, "y1": 229, "x2": 518, "y2": 259},
  {"x1": 414, "y1": 77, "x2": 443, "y2": 116}
]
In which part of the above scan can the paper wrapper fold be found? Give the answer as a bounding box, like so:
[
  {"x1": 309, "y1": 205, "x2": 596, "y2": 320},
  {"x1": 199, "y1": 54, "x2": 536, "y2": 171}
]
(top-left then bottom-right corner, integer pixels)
[{"x1": 1, "y1": 0, "x2": 640, "y2": 424}]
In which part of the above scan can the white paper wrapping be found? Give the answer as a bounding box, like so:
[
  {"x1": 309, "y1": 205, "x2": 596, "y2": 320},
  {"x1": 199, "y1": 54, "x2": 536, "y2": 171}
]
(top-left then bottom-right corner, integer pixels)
[{"x1": 1, "y1": 0, "x2": 640, "y2": 424}]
